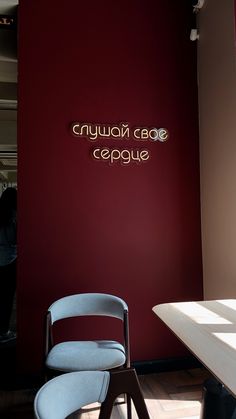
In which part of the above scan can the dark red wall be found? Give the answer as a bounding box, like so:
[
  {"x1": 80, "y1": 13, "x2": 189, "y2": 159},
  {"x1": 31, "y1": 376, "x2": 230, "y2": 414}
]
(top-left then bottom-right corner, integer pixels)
[
  {"x1": 17, "y1": 0, "x2": 203, "y2": 373},
  {"x1": 235, "y1": 0, "x2": 236, "y2": 37}
]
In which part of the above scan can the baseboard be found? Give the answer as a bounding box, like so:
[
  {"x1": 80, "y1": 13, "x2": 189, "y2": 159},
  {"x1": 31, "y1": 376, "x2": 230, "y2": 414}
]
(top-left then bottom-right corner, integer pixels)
[
  {"x1": 0, "y1": 354, "x2": 202, "y2": 390},
  {"x1": 132, "y1": 356, "x2": 202, "y2": 375}
]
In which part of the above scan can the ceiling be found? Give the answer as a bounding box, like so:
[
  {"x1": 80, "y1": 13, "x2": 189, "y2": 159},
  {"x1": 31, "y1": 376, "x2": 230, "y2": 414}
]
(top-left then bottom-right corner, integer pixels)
[{"x1": 0, "y1": 0, "x2": 18, "y2": 184}]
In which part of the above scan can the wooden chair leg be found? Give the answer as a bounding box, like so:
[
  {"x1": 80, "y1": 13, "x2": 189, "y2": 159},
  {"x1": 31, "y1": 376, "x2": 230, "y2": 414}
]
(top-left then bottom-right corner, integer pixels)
[
  {"x1": 126, "y1": 393, "x2": 132, "y2": 419},
  {"x1": 99, "y1": 368, "x2": 150, "y2": 419}
]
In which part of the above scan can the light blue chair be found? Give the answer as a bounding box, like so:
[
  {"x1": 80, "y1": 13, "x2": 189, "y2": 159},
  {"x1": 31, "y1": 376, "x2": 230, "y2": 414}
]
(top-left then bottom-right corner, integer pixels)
[
  {"x1": 44, "y1": 293, "x2": 131, "y2": 416},
  {"x1": 34, "y1": 369, "x2": 150, "y2": 419},
  {"x1": 45, "y1": 293, "x2": 130, "y2": 373}
]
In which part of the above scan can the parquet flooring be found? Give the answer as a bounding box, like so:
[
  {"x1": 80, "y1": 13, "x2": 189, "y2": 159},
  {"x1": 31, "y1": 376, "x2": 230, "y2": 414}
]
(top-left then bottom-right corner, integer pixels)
[{"x1": 0, "y1": 367, "x2": 210, "y2": 419}]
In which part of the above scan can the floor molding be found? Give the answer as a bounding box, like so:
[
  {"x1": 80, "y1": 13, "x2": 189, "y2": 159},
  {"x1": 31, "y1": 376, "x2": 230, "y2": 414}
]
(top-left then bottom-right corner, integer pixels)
[{"x1": 132, "y1": 356, "x2": 202, "y2": 375}]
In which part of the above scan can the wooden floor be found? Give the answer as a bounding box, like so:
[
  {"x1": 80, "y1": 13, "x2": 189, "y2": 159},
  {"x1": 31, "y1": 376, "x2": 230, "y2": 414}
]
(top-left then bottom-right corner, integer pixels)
[{"x1": 0, "y1": 368, "x2": 210, "y2": 419}]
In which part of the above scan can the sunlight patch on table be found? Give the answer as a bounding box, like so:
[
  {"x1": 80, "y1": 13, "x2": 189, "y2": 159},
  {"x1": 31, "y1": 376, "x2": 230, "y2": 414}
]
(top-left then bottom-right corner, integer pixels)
[
  {"x1": 213, "y1": 332, "x2": 236, "y2": 350},
  {"x1": 217, "y1": 300, "x2": 236, "y2": 311},
  {"x1": 171, "y1": 302, "x2": 232, "y2": 324}
]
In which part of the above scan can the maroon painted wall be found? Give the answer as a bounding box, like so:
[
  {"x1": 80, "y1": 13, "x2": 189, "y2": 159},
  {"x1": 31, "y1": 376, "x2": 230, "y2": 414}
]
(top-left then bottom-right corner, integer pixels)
[
  {"x1": 235, "y1": 0, "x2": 236, "y2": 38},
  {"x1": 17, "y1": 0, "x2": 203, "y2": 373}
]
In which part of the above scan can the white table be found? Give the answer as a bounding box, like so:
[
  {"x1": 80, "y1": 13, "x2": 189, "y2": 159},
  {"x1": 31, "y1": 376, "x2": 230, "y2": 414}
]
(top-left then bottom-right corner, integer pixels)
[{"x1": 153, "y1": 299, "x2": 236, "y2": 396}]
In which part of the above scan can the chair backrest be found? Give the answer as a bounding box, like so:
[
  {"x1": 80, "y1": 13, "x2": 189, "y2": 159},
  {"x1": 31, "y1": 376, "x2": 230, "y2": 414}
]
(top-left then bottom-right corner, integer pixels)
[
  {"x1": 34, "y1": 371, "x2": 110, "y2": 419},
  {"x1": 48, "y1": 293, "x2": 128, "y2": 324}
]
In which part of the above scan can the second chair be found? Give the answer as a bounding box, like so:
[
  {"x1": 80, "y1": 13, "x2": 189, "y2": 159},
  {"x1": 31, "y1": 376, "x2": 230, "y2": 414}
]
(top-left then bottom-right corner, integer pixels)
[{"x1": 35, "y1": 368, "x2": 150, "y2": 419}]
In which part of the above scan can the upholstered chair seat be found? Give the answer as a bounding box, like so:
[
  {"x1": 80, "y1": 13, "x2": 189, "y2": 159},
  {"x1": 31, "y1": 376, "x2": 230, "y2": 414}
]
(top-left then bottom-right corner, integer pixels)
[
  {"x1": 45, "y1": 340, "x2": 126, "y2": 372},
  {"x1": 34, "y1": 371, "x2": 110, "y2": 419},
  {"x1": 34, "y1": 369, "x2": 150, "y2": 419}
]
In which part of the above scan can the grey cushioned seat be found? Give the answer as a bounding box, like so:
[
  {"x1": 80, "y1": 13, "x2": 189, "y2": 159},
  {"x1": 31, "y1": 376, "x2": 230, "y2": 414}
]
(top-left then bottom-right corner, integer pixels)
[
  {"x1": 34, "y1": 369, "x2": 150, "y2": 419},
  {"x1": 46, "y1": 340, "x2": 126, "y2": 372},
  {"x1": 34, "y1": 371, "x2": 110, "y2": 419}
]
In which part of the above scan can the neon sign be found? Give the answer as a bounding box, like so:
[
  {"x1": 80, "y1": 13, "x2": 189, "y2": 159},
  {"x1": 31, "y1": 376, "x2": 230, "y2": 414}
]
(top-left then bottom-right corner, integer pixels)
[
  {"x1": 93, "y1": 147, "x2": 150, "y2": 165},
  {"x1": 71, "y1": 122, "x2": 169, "y2": 166}
]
